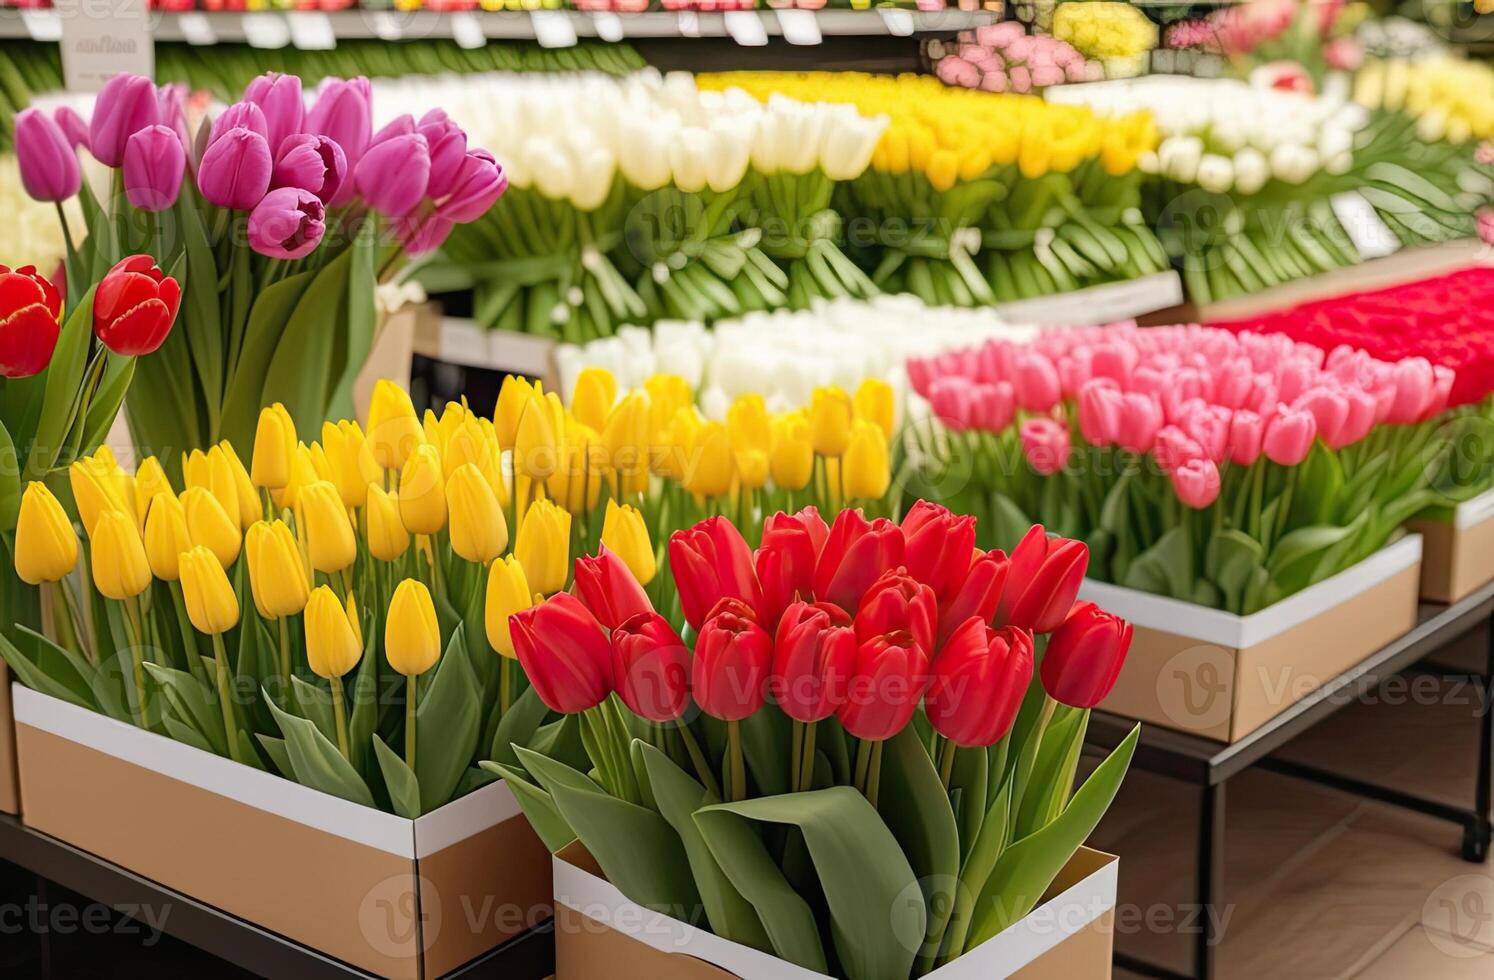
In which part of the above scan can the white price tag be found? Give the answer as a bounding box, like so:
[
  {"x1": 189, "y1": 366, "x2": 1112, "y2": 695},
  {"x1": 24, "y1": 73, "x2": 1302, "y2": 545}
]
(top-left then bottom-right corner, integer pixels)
[
  {"x1": 56, "y1": 0, "x2": 151, "y2": 91},
  {"x1": 370, "y1": 11, "x2": 404, "y2": 41},
  {"x1": 531, "y1": 10, "x2": 577, "y2": 48},
  {"x1": 241, "y1": 13, "x2": 292, "y2": 49},
  {"x1": 775, "y1": 9, "x2": 821, "y2": 46},
  {"x1": 176, "y1": 12, "x2": 218, "y2": 46},
  {"x1": 20, "y1": 9, "x2": 63, "y2": 41},
  {"x1": 591, "y1": 11, "x2": 624, "y2": 42},
  {"x1": 450, "y1": 11, "x2": 486, "y2": 49},
  {"x1": 878, "y1": 8, "x2": 914, "y2": 36},
  {"x1": 287, "y1": 12, "x2": 336, "y2": 50},
  {"x1": 723, "y1": 11, "x2": 767, "y2": 46},
  {"x1": 677, "y1": 11, "x2": 701, "y2": 37},
  {"x1": 1330, "y1": 191, "x2": 1400, "y2": 261}
]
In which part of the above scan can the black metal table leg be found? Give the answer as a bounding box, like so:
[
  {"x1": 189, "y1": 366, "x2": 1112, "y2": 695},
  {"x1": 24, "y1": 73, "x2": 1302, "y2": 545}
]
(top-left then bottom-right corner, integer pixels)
[
  {"x1": 1466, "y1": 618, "x2": 1494, "y2": 862},
  {"x1": 1195, "y1": 780, "x2": 1226, "y2": 980}
]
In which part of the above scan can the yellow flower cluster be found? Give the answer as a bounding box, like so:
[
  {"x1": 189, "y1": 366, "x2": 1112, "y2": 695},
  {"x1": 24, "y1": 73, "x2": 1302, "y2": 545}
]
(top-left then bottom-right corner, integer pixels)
[
  {"x1": 1353, "y1": 57, "x2": 1494, "y2": 143},
  {"x1": 1052, "y1": 3, "x2": 1159, "y2": 61},
  {"x1": 700, "y1": 71, "x2": 1157, "y2": 188}
]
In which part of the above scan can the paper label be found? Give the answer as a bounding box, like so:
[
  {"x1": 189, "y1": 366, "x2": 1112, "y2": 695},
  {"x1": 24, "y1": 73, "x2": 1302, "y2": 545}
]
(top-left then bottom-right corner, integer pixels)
[
  {"x1": 20, "y1": 8, "x2": 63, "y2": 41},
  {"x1": 591, "y1": 11, "x2": 624, "y2": 42},
  {"x1": 879, "y1": 8, "x2": 914, "y2": 36},
  {"x1": 176, "y1": 12, "x2": 217, "y2": 46},
  {"x1": 532, "y1": 10, "x2": 577, "y2": 48},
  {"x1": 775, "y1": 9, "x2": 822, "y2": 45},
  {"x1": 287, "y1": 11, "x2": 336, "y2": 50},
  {"x1": 240, "y1": 12, "x2": 291, "y2": 49},
  {"x1": 677, "y1": 11, "x2": 701, "y2": 37},
  {"x1": 998, "y1": 271, "x2": 1184, "y2": 327},
  {"x1": 724, "y1": 10, "x2": 767, "y2": 46},
  {"x1": 449, "y1": 11, "x2": 486, "y2": 49},
  {"x1": 369, "y1": 11, "x2": 404, "y2": 40},
  {"x1": 1330, "y1": 191, "x2": 1400, "y2": 261},
  {"x1": 56, "y1": 0, "x2": 152, "y2": 92}
]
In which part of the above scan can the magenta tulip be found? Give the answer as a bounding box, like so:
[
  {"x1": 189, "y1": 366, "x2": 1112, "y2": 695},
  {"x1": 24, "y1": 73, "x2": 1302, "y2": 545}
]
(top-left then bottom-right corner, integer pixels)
[
  {"x1": 90, "y1": 73, "x2": 160, "y2": 167},
  {"x1": 1078, "y1": 380, "x2": 1124, "y2": 446},
  {"x1": 243, "y1": 72, "x2": 305, "y2": 154},
  {"x1": 397, "y1": 214, "x2": 456, "y2": 256},
  {"x1": 197, "y1": 127, "x2": 273, "y2": 210},
  {"x1": 54, "y1": 106, "x2": 90, "y2": 151},
  {"x1": 14, "y1": 109, "x2": 80, "y2": 202},
  {"x1": 122, "y1": 125, "x2": 186, "y2": 212},
  {"x1": 307, "y1": 77, "x2": 371, "y2": 205},
  {"x1": 209, "y1": 102, "x2": 269, "y2": 147},
  {"x1": 437, "y1": 149, "x2": 507, "y2": 222},
  {"x1": 419, "y1": 110, "x2": 468, "y2": 199},
  {"x1": 354, "y1": 133, "x2": 430, "y2": 218},
  {"x1": 271, "y1": 134, "x2": 347, "y2": 204},
  {"x1": 370, "y1": 114, "x2": 416, "y2": 147},
  {"x1": 247, "y1": 187, "x2": 326, "y2": 260}
]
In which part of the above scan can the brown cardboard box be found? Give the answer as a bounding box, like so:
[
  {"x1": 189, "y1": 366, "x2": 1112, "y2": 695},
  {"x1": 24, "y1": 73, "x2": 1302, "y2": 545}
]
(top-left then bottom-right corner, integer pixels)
[
  {"x1": 12, "y1": 684, "x2": 553, "y2": 978},
  {"x1": 412, "y1": 315, "x2": 559, "y2": 390},
  {"x1": 0, "y1": 663, "x2": 16, "y2": 814},
  {"x1": 552, "y1": 842, "x2": 1116, "y2": 979},
  {"x1": 1409, "y1": 491, "x2": 1494, "y2": 603},
  {"x1": 355, "y1": 302, "x2": 425, "y2": 424},
  {"x1": 1079, "y1": 535, "x2": 1422, "y2": 742}
]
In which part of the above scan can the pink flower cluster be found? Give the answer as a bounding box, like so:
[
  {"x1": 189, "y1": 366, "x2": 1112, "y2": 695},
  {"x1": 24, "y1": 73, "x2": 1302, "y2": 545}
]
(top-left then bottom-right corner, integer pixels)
[
  {"x1": 1479, "y1": 209, "x2": 1494, "y2": 248},
  {"x1": 1166, "y1": 0, "x2": 1346, "y2": 56},
  {"x1": 908, "y1": 322, "x2": 1453, "y2": 509},
  {"x1": 934, "y1": 22, "x2": 1102, "y2": 93}
]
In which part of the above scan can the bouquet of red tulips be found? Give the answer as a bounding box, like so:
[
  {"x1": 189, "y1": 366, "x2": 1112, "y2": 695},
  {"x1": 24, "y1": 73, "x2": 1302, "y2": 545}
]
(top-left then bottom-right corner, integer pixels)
[{"x1": 491, "y1": 501, "x2": 1138, "y2": 980}]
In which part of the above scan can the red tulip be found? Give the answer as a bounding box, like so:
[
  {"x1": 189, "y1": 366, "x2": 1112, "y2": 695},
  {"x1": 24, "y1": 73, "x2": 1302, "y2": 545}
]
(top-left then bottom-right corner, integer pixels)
[
  {"x1": 837, "y1": 630, "x2": 929, "y2": 741},
  {"x1": 937, "y1": 548, "x2": 1009, "y2": 648},
  {"x1": 573, "y1": 545, "x2": 653, "y2": 630},
  {"x1": 755, "y1": 506, "x2": 829, "y2": 628},
  {"x1": 813, "y1": 508, "x2": 905, "y2": 612},
  {"x1": 901, "y1": 500, "x2": 976, "y2": 598},
  {"x1": 669, "y1": 517, "x2": 763, "y2": 632},
  {"x1": 1041, "y1": 601, "x2": 1132, "y2": 708},
  {"x1": 692, "y1": 598, "x2": 773, "y2": 722},
  {"x1": 510, "y1": 593, "x2": 613, "y2": 714},
  {"x1": 611, "y1": 612, "x2": 689, "y2": 723},
  {"x1": 996, "y1": 525, "x2": 1087, "y2": 634},
  {"x1": 855, "y1": 568, "x2": 937, "y2": 658},
  {"x1": 0, "y1": 265, "x2": 62, "y2": 379},
  {"x1": 93, "y1": 255, "x2": 181, "y2": 356},
  {"x1": 770, "y1": 601, "x2": 855, "y2": 723},
  {"x1": 925, "y1": 618, "x2": 1034, "y2": 747}
]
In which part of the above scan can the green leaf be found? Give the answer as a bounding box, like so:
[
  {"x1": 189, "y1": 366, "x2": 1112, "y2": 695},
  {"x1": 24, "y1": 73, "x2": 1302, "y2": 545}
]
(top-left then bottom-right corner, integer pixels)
[
  {"x1": 177, "y1": 194, "x2": 225, "y2": 433},
  {"x1": 1013, "y1": 706, "x2": 1087, "y2": 840},
  {"x1": 738, "y1": 705, "x2": 791, "y2": 797},
  {"x1": 347, "y1": 619, "x2": 380, "y2": 772},
  {"x1": 1122, "y1": 525, "x2": 1193, "y2": 599},
  {"x1": 265, "y1": 696, "x2": 375, "y2": 808},
  {"x1": 218, "y1": 270, "x2": 315, "y2": 453},
  {"x1": 257, "y1": 733, "x2": 293, "y2": 777},
  {"x1": 876, "y1": 727, "x2": 959, "y2": 969},
  {"x1": 163, "y1": 715, "x2": 214, "y2": 753},
  {"x1": 488, "y1": 684, "x2": 550, "y2": 767},
  {"x1": 372, "y1": 734, "x2": 423, "y2": 819},
  {"x1": 950, "y1": 744, "x2": 989, "y2": 863},
  {"x1": 326, "y1": 219, "x2": 380, "y2": 421},
  {"x1": 143, "y1": 663, "x2": 229, "y2": 758},
  {"x1": 415, "y1": 625, "x2": 483, "y2": 813},
  {"x1": 1289, "y1": 442, "x2": 1344, "y2": 527},
  {"x1": 24, "y1": 287, "x2": 97, "y2": 479},
  {"x1": 0, "y1": 630, "x2": 95, "y2": 710},
  {"x1": 1205, "y1": 529, "x2": 1266, "y2": 615},
  {"x1": 262, "y1": 248, "x2": 353, "y2": 440},
  {"x1": 939, "y1": 776, "x2": 1014, "y2": 965},
  {"x1": 482, "y1": 760, "x2": 576, "y2": 854},
  {"x1": 0, "y1": 418, "x2": 19, "y2": 528},
  {"x1": 78, "y1": 354, "x2": 135, "y2": 454},
  {"x1": 699, "y1": 788, "x2": 922, "y2": 980},
  {"x1": 1267, "y1": 523, "x2": 1359, "y2": 595},
  {"x1": 292, "y1": 675, "x2": 338, "y2": 745}
]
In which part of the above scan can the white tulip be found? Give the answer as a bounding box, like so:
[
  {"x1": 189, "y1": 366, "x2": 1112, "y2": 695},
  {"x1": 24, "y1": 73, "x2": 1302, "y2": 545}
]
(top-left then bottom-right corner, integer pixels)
[
  {"x1": 569, "y1": 143, "x2": 617, "y2": 212},
  {"x1": 1232, "y1": 148, "x2": 1270, "y2": 194},
  {"x1": 821, "y1": 113, "x2": 888, "y2": 181},
  {"x1": 525, "y1": 138, "x2": 574, "y2": 202},
  {"x1": 1195, "y1": 154, "x2": 1236, "y2": 194},
  {"x1": 1159, "y1": 136, "x2": 1203, "y2": 184},
  {"x1": 617, "y1": 117, "x2": 675, "y2": 192}
]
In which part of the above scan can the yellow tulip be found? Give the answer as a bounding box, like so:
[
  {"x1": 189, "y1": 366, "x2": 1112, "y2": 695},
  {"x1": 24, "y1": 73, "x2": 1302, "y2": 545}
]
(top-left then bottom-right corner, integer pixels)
[
  {"x1": 132, "y1": 456, "x2": 173, "y2": 530},
  {"x1": 143, "y1": 492, "x2": 192, "y2": 582},
  {"x1": 551, "y1": 419, "x2": 606, "y2": 514},
  {"x1": 182, "y1": 486, "x2": 242, "y2": 568},
  {"x1": 398, "y1": 444, "x2": 448, "y2": 536},
  {"x1": 14, "y1": 482, "x2": 77, "y2": 585},
  {"x1": 514, "y1": 498, "x2": 571, "y2": 596},
  {"x1": 366, "y1": 378, "x2": 425, "y2": 471},
  {"x1": 645, "y1": 374, "x2": 693, "y2": 446},
  {"x1": 495, "y1": 374, "x2": 537, "y2": 450},
  {"x1": 485, "y1": 556, "x2": 533, "y2": 658},
  {"x1": 684, "y1": 421, "x2": 736, "y2": 498},
  {"x1": 424, "y1": 401, "x2": 469, "y2": 459},
  {"x1": 737, "y1": 449, "x2": 770, "y2": 491},
  {"x1": 770, "y1": 413, "x2": 814, "y2": 492},
  {"x1": 446, "y1": 416, "x2": 510, "y2": 508},
  {"x1": 571, "y1": 367, "x2": 618, "y2": 432},
  {"x1": 179, "y1": 545, "x2": 240, "y2": 635},
  {"x1": 728, "y1": 395, "x2": 771, "y2": 457},
  {"x1": 246, "y1": 520, "x2": 310, "y2": 619},
  {"x1": 69, "y1": 456, "x2": 129, "y2": 536},
  {"x1": 320, "y1": 420, "x2": 380, "y2": 509},
  {"x1": 298, "y1": 480, "x2": 356, "y2": 575},
  {"x1": 219, "y1": 442, "x2": 260, "y2": 531},
  {"x1": 271, "y1": 442, "x2": 321, "y2": 511},
  {"x1": 447, "y1": 463, "x2": 508, "y2": 564},
  {"x1": 514, "y1": 389, "x2": 559, "y2": 482},
  {"x1": 655, "y1": 406, "x2": 701, "y2": 482},
  {"x1": 304, "y1": 585, "x2": 363, "y2": 679},
  {"x1": 600, "y1": 499, "x2": 655, "y2": 586},
  {"x1": 602, "y1": 391, "x2": 649, "y2": 495},
  {"x1": 251, "y1": 403, "x2": 297, "y2": 489},
  {"x1": 842, "y1": 420, "x2": 891, "y2": 501},
  {"x1": 185, "y1": 447, "x2": 243, "y2": 532},
  {"x1": 854, "y1": 378, "x2": 896, "y2": 441},
  {"x1": 90, "y1": 510, "x2": 151, "y2": 600},
  {"x1": 363, "y1": 484, "x2": 409, "y2": 562},
  {"x1": 385, "y1": 579, "x2": 441, "y2": 676},
  {"x1": 809, "y1": 387, "x2": 854, "y2": 457}
]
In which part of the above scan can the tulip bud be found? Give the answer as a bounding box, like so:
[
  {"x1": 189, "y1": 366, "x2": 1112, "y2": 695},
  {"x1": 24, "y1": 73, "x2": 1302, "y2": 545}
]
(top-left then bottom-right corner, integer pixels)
[
  {"x1": 1041, "y1": 601, "x2": 1132, "y2": 708},
  {"x1": 571, "y1": 367, "x2": 618, "y2": 432},
  {"x1": 143, "y1": 492, "x2": 191, "y2": 582},
  {"x1": 272, "y1": 133, "x2": 347, "y2": 205},
  {"x1": 853, "y1": 378, "x2": 896, "y2": 441},
  {"x1": 363, "y1": 484, "x2": 409, "y2": 562},
  {"x1": 837, "y1": 630, "x2": 930, "y2": 741},
  {"x1": 602, "y1": 392, "x2": 650, "y2": 496},
  {"x1": 514, "y1": 498, "x2": 572, "y2": 596},
  {"x1": 485, "y1": 556, "x2": 533, "y2": 659},
  {"x1": 14, "y1": 108, "x2": 81, "y2": 202},
  {"x1": 123, "y1": 125, "x2": 186, "y2": 212},
  {"x1": 514, "y1": 392, "x2": 559, "y2": 483},
  {"x1": 997, "y1": 525, "x2": 1087, "y2": 634},
  {"x1": 769, "y1": 413, "x2": 814, "y2": 492},
  {"x1": 446, "y1": 463, "x2": 506, "y2": 564},
  {"x1": 842, "y1": 420, "x2": 890, "y2": 501},
  {"x1": 304, "y1": 585, "x2": 364, "y2": 679},
  {"x1": 755, "y1": 506, "x2": 829, "y2": 628},
  {"x1": 398, "y1": 444, "x2": 447, "y2": 537},
  {"x1": 89, "y1": 73, "x2": 160, "y2": 167},
  {"x1": 612, "y1": 611, "x2": 691, "y2": 723},
  {"x1": 0, "y1": 264, "x2": 62, "y2": 379},
  {"x1": 298, "y1": 481, "x2": 356, "y2": 575},
  {"x1": 91, "y1": 510, "x2": 151, "y2": 600},
  {"x1": 1172, "y1": 458, "x2": 1222, "y2": 509},
  {"x1": 93, "y1": 255, "x2": 181, "y2": 357},
  {"x1": 181, "y1": 485, "x2": 241, "y2": 568},
  {"x1": 926, "y1": 619, "x2": 1034, "y2": 747},
  {"x1": 813, "y1": 508, "x2": 905, "y2": 613},
  {"x1": 14, "y1": 483, "x2": 77, "y2": 585},
  {"x1": 510, "y1": 593, "x2": 613, "y2": 713},
  {"x1": 436, "y1": 149, "x2": 507, "y2": 223},
  {"x1": 495, "y1": 375, "x2": 535, "y2": 451},
  {"x1": 809, "y1": 387, "x2": 854, "y2": 458},
  {"x1": 355, "y1": 133, "x2": 431, "y2": 218},
  {"x1": 669, "y1": 516, "x2": 764, "y2": 632},
  {"x1": 386, "y1": 579, "x2": 441, "y2": 677},
  {"x1": 243, "y1": 72, "x2": 305, "y2": 153},
  {"x1": 938, "y1": 548, "x2": 1009, "y2": 647},
  {"x1": 573, "y1": 547, "x2": 653, "y2": 631},
  {"x1": 69, "y1": 457, "x2": 129, "y2": 537},
  {"x1": 1262, "y1": 408, "x2": 1318, "y2": 466},
  {"x1": 198, "y1": 127, "x2": 273, "y2": 210},
  {"x1": 367, "y1": 379, "x2": 424, "y2": 470},
  {"x1": 246, "y1": 520, "x2": 310, "y2": 619},
  {"x1": 179, "y1": 545, "x2": 240, "y2": 635},
  {"x1": 693, "y1": 599, "x2": 773, "y2": 722},
  {"x1": 252, "y1": 403, "x2": 298, "y2": 490},
  {"x1": 901, "y1": 500, "x2": 977, "y2": 600},
  {"x1": 855, "y1": 569, "x2": 938, "y2": 658},
  {"x1": 248, "y1": 187, "x2": 326, "y2": 261},
  {"x1": 683, "y1": 422, "x2": 736, "y2": 499},
  {"x1": 771, "y1": 601, "x2": 855, "y2": 723},
  {"x1": 185, "y1": 447, "x2": 243, "y2": 531},
  {"x1": 218, "y1": 442, "x2": 260, "y2": 532},
  {"x1": 600, "y1": 499, "x2": 655, "y2": 586}
]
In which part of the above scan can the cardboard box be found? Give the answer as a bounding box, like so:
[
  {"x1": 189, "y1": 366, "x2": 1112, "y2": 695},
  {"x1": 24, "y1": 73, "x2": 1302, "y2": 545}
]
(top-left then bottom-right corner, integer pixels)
[
  {"x1": 1079, "y1": 535, "x2": 1423, "y2": 742},
  {"x1": 355, "y1": 302, "x2": 424, "y2": 425},
  {"x1": 412, "y1": 316, "x2": 560, "y2": 390},
  {"x1": 12, "y1": 685, "x2": 553, "y2": 978},
  {"x1": 1410, "y1": 489, "x2": 1494, "y2": 604},
  {"x1": 552, "y1": 841, "x2": 1116, "y2": 979}
]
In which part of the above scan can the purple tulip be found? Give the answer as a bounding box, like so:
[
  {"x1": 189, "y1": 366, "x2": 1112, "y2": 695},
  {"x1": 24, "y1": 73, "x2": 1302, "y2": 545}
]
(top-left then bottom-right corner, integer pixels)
[
  {"x1": 418, "y1": 114, "x2": 468, "y2": 200},
  {"x1": 271, "y1": 134, "x2": 347, "y2": 205},
  {"x1": 437, "y1": 150, "x2": 507, "y2": 223},
  {"x1": 354, "y1": 133, "x2": 429, "y2": 218},
  {"x1": 54, "y1": 106, "x2": 90, "y2": 151},
  {"x1": 197, "y1": 127, "x2": 273, "y2": 210},
  {"x1": 14, "y1": 108, "x2": 81, "y2": 202},
  {"x1": 306, "y1": 77, "x2": 371, "y2": 206},
  {"x1": 243, "y1": 73, "x2": 304, "y2": 154},
  {"x1": 209, "y1": 102, "x2": 269, "y2": 147},
  {"x1": 248, "y1": 187, "x2": 326, "y2": 260},
  {"x1": 90, "y1": 73, "x2": 161, "y2": 167},
  {"x1": 122, "y1": 125, "x2": 186, "y2": 212},
  {"x1": 370, "y1": 114, "x2": 415, "y2": 148}
]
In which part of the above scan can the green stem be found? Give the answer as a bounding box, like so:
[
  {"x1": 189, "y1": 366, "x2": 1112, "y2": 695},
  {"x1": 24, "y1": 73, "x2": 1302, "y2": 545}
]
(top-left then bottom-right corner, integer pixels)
[
  {"x1": 937, "y1": 736, "x2": 958, "y2": 792},
  {"x1": 330, "y1": 674, "x2": 350, "y2": 762},
  {"x1": 168, "y1": 581, "x2": 209, "y2": 684},
  {"x1": 678, "y1": 722, "x2": 721, "y2": 800},
  {"x1": 210, "y1": 632, "x2": 239, "y2": 761},
  {"x1": 866, "y1": 740, "x2": 884, "y2": 808},
  {"x1": 853, "y1": 738, "x2": 873, "y2": 795},
  {"x1": 48, "y1": 580, "x2": 80, "y2": 657},
  {"x1": 727, "y1": 719, "x2": 745, "y2": 803},
  {"x1": 1011, "y1": 696, "x2": 1058, "y2": 818},
  {"x1": 790, "y1": 719, "x2": 804, "y2": 794},
  {"x1": 123, "y1": 599, "x2": 149, "y2": 729},
  {"x1": 499, "y1": 656, "x2": 513, "y2": 715},
  {"x1": 799, "y1": 721, "x2": 818, "y2": 794},
  {"x1": 405, "y1": 674, "x2": 417, "y2": 770},
  {"x1": 277, "y1": 615, "x2": 292, "y2": 707}
]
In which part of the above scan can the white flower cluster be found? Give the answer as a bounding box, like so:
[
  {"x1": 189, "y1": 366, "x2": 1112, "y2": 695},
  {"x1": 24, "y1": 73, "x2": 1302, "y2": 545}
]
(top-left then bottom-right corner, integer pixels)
[
  {"x1": 374, "y1": 70, "x2": 888, "y2": 212},
  {"x1": 1048, "y1": 76, "x2": 1369, "y2": 194},
  {"x1": 1356, "y1": 16, "x2": 1447, "y2": 61},
  {"x1": 1, "y1": 153, "x2": 85, "y2": 276},
  {"x1": 555, "y1": 294, "x2": 1040, "y2": 422}
]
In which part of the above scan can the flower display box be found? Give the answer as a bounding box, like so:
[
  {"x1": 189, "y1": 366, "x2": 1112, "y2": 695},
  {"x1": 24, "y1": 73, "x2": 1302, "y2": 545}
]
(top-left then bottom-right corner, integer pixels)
[
  {"x1": 1078, "y1": 535, "x2": 1423, "y2": 743},
  {"x1": 412, "y1": 315, "x2": 560, "y2": 389},
  {"x1": 0, "y1": 665, "x2": 17, "y2": 815},
  {"x1": 551, "y1": 841, "x2": 1117, "y2": 980},
  {"x1": 992, "y1": 270, "x2": 1184, "y2": 328},
  {"x1": 1410, "y1": 490, "x2": 1494, "y2": 603},
  {"x1": 12, "y1": 685, "x2": 552, "y2": 979}
]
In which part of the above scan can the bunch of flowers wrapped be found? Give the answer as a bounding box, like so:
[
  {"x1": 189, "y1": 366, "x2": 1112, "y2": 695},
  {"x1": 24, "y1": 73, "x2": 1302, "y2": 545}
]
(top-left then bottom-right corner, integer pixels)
[
  {"x1": 498, "y1": 502, "x2": 1139, "y2": 979},
  {"x1": 1161, "y1": 0, "x2": 1363, "y2": 79},
  {"x1": 703, "y1": 71, "x2": 1167, "y2": 308},
  {"x1": 415, "y1": 70, "x2": 885, "y2": 337},
  {"x1": 13, "y1": 71, "x2": 507, "y2": 467},
  {"x1": 929, "y1": 23, "x2": 1105, "y2": 93},
  {"x1": 1050, "y1": 1, "x2": 1159, "y2": 81},
  {"x1": 1352, "y1": 56, "x2": 1494, "y2": 145},
  {"x1": 904, "y1": 322, "x2": 1471, "y2": 615}
]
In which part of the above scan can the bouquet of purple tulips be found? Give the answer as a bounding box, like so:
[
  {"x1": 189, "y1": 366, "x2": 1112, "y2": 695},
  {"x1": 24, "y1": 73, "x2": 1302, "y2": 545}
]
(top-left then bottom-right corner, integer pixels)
[{"x1": 13, "y1": 73, "x2": 506, "y2": 471}]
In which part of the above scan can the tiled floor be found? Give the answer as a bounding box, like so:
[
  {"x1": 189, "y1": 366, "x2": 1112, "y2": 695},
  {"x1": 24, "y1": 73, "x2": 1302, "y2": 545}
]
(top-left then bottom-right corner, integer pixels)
[{"x1": 1096, "y1": 631, "x2": 1493, "y2": 979}]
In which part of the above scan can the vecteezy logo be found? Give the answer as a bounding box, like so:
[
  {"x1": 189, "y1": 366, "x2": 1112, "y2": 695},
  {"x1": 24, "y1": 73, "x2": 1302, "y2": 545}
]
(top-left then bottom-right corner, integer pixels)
[
  {"x1": 359, "y1": 874, "x2": 441, "y2": 957},
  {"x1": 1423, "y1": 874, "x2": 1494, "y2": 957},
  {"x1": 1157, "y1": 645, "x2": 1234, "y2": 731}
]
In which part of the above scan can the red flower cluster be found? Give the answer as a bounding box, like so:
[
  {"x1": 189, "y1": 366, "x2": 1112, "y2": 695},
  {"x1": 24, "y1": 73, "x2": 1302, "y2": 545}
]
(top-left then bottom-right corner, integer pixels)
[
  {"x1": 510, "y1": 502, "x2": 1133, "y2": 748},
  {"x1": 1212, "y1": 267, "x2": 1494, "y2": 408}
]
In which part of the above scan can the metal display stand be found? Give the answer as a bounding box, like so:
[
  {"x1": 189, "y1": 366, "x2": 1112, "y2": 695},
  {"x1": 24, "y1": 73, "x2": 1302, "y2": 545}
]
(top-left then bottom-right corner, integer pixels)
[{"x1": 1090, "y1": 581, "x2": 1494, "y2": 980}]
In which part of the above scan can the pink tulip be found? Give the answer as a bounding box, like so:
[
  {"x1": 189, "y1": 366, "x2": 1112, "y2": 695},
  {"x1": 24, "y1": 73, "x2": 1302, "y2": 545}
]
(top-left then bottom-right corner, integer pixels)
[
  {"x1": 307, "y1": 77, "x2": 372, "y2": 206},
  {"x1": 971, "y1": 381, "x2": 1016, "y2": 433},
  {"x1": 1013, "y1": 351, "x2": 1061, "y2": 411},
  {"x1": 122, "y1": 125, "x2": 186, "y2": 212},
  {"x1": 89, "y1": 73, "x2": 160, "y2": 167},
  {"x1": 1117, "y1": 393, "x2": 1163, "y2": 454},
  {"x1": 1172, "y1": 459, "x2": 1222, "y2": 509},
  {"x1": 197, "y1": 127, "x2": 273, "y2": 210},
  {"x1": 14, "y1": 109, "x2": 80, "y2": 202},
  {"x1": 1154, "y1": 426, "x2": 1204, "y2": 474},
  {"x1": 248, "y1": 187, "x2": 326, "y2": 260},
  {"x1": 271, "y1": 134, "x2": 347, "y2": 204},
  {"x1": 1387, "y1": 358, "x2": 1435, "y2": 424},
  {"x1": 209, "y1": 102, "x2": 269, "y2": 147},
  {"x1": 1182, "y1": 404, "x2": 1230, "y2": 463},
  {"x1": 1228, "y1": 410, "x2": 1264, "y2": 465},
  {"x1": 1020, "y1": 418, "x2": 1071, "y2": 475},
  {"x1": 1263, "y1": 408, "x2": 1317, "y2": 466},
  {"x1": 1295, "y1": 387, "x2": 1350, "y2": 449},
  {"x1": 418, "y1": 111, "x2": 469, "y2": 199},
  {"x1": 54, "y1": 106, "x2": 90, "y2": 151},
  {"x1": 930, "y1": 378, "x2": 975, "y2": 431},
  {"x1": 243, "y1": 72, "x2": 305, "y2": 154},
  {"x1": 437, "y1": 150, "x2": 507, "y2": 222},
  {"x1": 1078, "y1": 380, "x2": 1124, "y2": 446},
  {"x1": 354, "y1": 133, "x2": 430, "y2": 218}
]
